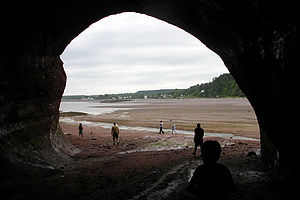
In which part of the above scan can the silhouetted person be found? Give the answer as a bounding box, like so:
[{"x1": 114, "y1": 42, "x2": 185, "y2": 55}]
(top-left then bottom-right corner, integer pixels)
[
  {"x1": 188, "y1": 140, "x2": 236, "y2": 199},
  {"x1": 111, "y1": 122, "x2": 120, "y2": 145},
  {"x1": 78, "y1": 123, "x2": 83, "y2": 138},
  {"x1": 159, "y1": 120, "x2": 164, "y2": 134},
  {"x1": 192, "y1": 123, "x2": 204, "y2": 156}
]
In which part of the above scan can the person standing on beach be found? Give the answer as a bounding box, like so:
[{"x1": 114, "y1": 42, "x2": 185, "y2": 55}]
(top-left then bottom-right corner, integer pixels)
[
  {"x1": 193, "y1": 123, "x2": 204, "y2": 156},
  {"x1": 111, "y1": 122, "x2": 120, "y2": 145},
  {"x1": 172, "y1": 122, "x2": 177, "y2": 134},
  {"x1": 159, "y1": 120, "x2": 164, "y2": 134},
  {"x1": 78, "y1": 123, "x2": 83, "y2": 138}
]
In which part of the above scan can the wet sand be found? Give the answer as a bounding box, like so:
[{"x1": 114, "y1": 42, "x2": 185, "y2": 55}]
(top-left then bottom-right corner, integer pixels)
[
  {"x1": 71, "y1": 98, "x2": 260, "y2": 139},
  {"x1": 40, "y1": 98, "x2": 278, "y2": 200}
]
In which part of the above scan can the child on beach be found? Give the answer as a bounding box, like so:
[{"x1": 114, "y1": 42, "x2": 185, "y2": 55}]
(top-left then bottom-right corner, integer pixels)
[
  {"x1": 188, "y1": 140, "x2": 236, "y2": 199},
  {"x1": 78, "y1": 123, "x2": 83, "y2": 138}
]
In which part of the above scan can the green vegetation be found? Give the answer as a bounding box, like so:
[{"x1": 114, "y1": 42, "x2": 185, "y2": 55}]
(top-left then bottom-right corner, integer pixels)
[
  {"x1": 62, "y1": 73, "x2": 245, "y2": 100},
  {"x1": 173, "y1": 73, "x2": 245, "y2": 98}
]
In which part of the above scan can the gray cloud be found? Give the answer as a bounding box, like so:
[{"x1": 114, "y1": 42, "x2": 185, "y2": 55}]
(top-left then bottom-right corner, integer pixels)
[{"x1": 62, "y1": 12, "x2": 228, "y2": 95}]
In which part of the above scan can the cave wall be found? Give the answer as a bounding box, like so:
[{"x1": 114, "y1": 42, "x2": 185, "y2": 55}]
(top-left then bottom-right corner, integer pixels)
[
  {"x1": 0, "y1": 0, "x2": 298, "y2": 190},
  {"x1": 0, "y1": 55, "x2": 66, "y2": 163}
]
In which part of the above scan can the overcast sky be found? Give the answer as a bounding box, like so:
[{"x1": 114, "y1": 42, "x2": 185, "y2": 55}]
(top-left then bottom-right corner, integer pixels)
[{"x1": 61, "y1": 12, "x2": 228, "y2": 95}]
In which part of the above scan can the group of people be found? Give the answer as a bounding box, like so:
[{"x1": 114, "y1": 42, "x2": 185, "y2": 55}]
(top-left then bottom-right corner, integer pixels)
[
  {"x1": 79, "y1": 121, "x2": 205, "y2": 155},
  {"x1": 159, "y1": 121, "x2": 204, "y2": 156},
  {"x1": 78, "y1": 122, "x2": 120, "y2": 145},
  {"x1": 159, "y1": 120, "x2": 177, "y2": 134},
  {"x1": 77, "y1": 121, "x2": 235, "y2": 199}
]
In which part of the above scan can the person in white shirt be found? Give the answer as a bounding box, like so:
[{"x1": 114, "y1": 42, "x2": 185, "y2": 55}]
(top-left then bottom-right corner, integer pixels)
[
  {"x1": 172, "y1": 122, "x2": 177, "y2": 134},
  {"x1": 159, "y1": 121, "x2": 164, "y2": 134}
]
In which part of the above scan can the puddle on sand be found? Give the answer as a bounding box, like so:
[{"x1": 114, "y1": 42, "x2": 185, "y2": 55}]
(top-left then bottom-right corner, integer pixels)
[{"x1": 60, "y1": 117, "x2": 259, "y2": 141}]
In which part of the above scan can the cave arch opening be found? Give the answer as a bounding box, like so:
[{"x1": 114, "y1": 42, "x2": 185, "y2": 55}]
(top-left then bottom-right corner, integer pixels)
[
  {"x1": 57, "y1": 13, "x2": 261, "y2": 199},
  {"x1": 3, "y1": 1, "x2": 297, "y2": 198},
  {"x1": 60, "y1": 12, "x2": 260, "y2": 153}
]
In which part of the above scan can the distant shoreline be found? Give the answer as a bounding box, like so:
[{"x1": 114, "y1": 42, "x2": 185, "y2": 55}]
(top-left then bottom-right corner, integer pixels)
[
  {"x1": 62, "y1": 73, "x2": 245, "y2": 100},
  {"x1": 61, "y1": 97, "x2": 246, "y2": 102}
]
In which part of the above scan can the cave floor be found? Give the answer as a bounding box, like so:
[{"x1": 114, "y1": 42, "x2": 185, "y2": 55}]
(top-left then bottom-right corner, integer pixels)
[{"x1": 3, "y1": 122, "x2": 279, "y2": 200}]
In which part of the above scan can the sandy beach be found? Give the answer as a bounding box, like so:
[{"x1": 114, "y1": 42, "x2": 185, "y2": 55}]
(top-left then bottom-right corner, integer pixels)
[
  {"x1": 36, "y1": 98, "x2": 278, "y2": 200},
  {"x1": 57, "y1": 122, "x2": 267, "y2": 200},
  {"x1": 65, "y1": 98, "x2": 260, "y2": 139}
]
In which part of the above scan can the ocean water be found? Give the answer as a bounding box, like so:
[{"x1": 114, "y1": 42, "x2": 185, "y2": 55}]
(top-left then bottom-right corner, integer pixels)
[{"x1": 59, "y1": 101, "x2": 135, "y2": 115}]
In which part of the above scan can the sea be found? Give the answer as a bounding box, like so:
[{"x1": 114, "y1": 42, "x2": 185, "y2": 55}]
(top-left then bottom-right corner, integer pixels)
[{"x1": 59, "y1": 101, "x2": 136, "y2": 115}]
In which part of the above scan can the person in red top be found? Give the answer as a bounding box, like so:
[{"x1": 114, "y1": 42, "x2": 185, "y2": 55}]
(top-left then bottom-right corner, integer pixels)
[
  {"x1": 192, "y1": 123, "x2": 204, "y2": 156},
  {"x1": 188, "y1": 140, "x2": 236, "y2": 199}
]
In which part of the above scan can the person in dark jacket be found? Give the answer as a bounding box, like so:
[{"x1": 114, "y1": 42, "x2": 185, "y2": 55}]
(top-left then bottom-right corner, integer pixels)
[
  {"x1": 78, "y1": 123, "x2": 83, "y2": 138},
  {"x1": 192, "y1": 123, "x2": 204, "y2": 156},
  {"x1": 188, "y1": 140, "x2": 236, "y2": 199}
]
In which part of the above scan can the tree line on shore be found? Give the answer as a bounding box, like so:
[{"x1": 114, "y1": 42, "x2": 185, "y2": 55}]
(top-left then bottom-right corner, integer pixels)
[{"x1": 62, "y1": 73, "x2": 245, "y2": 100}]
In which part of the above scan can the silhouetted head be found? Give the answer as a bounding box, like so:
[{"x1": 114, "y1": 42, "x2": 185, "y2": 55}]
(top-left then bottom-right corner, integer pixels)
[
  {"x1": 201, "y1": 140, "x2": 221, "y2": 163},
  {"x1": 113, "y1": 122, "x2": 116, "y2": 126},
  {"x1": 197, "y1": 123, "x2": 201, "y2": 128},
  {"x1": 79, "y1": 123, "x2": 82, "y2": 126}
]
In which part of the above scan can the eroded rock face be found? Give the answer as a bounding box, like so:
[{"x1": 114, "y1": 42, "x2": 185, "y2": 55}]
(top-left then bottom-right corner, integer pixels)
[
  {"x1": 0, "y1": 0, "x2": 298, "y2": 195},
  {"x1": 0, "y1": 55, "x2": 67, "y2": 163}
]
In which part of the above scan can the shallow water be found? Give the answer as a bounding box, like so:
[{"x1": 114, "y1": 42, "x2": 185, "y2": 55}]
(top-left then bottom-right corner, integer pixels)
[
  {"x1": 59, "y1": 101, "x2": 137, "y2": 115},
  {"x1": 60, "y1": 117, "x2": 259, "y2": 141}
]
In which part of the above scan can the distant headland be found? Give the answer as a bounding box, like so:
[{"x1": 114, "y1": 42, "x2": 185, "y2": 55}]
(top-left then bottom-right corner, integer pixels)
[{"x1": 62, "y1": 73, "x2": 245, "y2": 101}]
